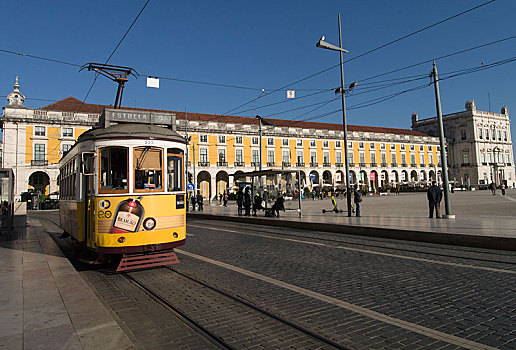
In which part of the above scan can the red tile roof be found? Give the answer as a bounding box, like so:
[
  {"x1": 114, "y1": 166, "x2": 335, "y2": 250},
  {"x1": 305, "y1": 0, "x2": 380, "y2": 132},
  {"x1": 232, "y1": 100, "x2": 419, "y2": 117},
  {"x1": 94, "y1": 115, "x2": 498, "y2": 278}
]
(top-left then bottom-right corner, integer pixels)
[{"x1": 42, "y1": 97, "x2": 430, "y2": 137}]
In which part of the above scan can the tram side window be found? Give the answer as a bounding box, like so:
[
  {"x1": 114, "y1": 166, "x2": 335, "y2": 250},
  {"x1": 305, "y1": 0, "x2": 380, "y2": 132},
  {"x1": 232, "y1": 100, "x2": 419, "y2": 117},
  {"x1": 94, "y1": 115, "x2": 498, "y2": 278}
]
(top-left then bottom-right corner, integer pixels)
[
  {"x1": 134, "y1": 147, "x2": 163, "y2": 191},
  {"x1": 100, "y1": 147, "x2": 128, "y2": 192},
  {"x1": 167, "y1": 148, "x2": 184, "y2": 192}
]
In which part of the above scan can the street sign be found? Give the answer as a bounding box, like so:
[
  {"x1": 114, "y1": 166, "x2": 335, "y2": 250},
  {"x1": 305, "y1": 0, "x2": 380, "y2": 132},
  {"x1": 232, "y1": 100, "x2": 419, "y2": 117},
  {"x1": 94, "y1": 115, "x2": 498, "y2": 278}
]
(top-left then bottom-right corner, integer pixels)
[
  {"x1": 370, "y1": 172, "x2": 376, "y2": 180},
  {"x1": 187, "y1": 183, "x2": 194, "y2": 191},
  {"x1": 287, "y1": 90, "x2": 295, "y2": 99}
]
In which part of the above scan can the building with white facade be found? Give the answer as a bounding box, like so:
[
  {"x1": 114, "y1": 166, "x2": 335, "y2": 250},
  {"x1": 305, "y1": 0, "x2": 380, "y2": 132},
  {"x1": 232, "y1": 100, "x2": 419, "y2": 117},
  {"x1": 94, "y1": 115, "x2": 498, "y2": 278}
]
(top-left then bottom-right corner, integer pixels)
[{"x1": 412, "y1": 100, "x2": 514, "y2": 188}]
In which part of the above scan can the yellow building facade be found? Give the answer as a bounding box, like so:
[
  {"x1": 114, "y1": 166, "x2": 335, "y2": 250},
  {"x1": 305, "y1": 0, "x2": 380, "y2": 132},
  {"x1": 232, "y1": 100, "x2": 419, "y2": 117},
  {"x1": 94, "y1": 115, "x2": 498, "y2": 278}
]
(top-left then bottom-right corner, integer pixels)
[{"x1": 1, "y1": 80, "x2": 442, "y2": 199}]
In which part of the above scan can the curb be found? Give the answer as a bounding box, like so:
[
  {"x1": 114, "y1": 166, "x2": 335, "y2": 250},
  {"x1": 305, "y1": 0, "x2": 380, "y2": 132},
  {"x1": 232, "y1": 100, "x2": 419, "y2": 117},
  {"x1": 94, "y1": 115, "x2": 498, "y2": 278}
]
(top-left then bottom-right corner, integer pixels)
[{"x1": 187, "y1": 213, "x2": 516, "y2": 251}]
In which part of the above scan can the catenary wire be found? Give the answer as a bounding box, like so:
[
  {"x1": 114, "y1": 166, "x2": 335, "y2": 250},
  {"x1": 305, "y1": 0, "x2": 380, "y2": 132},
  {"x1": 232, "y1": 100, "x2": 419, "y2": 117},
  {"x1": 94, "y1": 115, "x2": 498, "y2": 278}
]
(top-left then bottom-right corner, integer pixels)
[
  {"x1": 78, "y1": 0, "x2": 151, "y2": 112},
  {"x1": 220, "y1": 0, "x2": 496, "y2": 117}
]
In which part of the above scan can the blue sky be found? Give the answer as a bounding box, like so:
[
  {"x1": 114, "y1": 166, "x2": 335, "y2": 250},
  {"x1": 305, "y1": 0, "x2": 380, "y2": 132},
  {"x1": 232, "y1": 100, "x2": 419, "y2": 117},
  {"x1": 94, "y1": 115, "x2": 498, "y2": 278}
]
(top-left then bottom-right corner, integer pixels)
[{"x1": 1, "y1": 1, "x2": 515, "y2": 143}]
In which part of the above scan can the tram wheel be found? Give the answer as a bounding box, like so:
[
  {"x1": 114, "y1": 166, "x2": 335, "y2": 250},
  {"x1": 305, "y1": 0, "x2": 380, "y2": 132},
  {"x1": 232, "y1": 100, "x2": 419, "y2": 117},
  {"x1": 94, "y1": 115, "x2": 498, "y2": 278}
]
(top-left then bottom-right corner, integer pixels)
[{"x1": 322, "y1": 209, "x2": 326, "y2": 213}]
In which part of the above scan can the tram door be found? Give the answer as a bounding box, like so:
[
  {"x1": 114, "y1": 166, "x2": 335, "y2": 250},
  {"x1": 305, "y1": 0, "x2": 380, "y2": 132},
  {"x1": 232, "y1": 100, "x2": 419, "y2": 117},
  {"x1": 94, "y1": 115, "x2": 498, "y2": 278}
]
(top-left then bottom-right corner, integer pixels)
[{"x1": 82, "y1": 152, "x2": 96, "y2": 246}]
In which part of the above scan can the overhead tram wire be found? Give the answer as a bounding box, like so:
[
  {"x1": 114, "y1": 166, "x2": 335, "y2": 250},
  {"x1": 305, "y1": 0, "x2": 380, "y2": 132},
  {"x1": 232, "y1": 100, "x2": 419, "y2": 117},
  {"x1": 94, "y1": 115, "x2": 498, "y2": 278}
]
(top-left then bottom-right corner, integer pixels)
[
  {"x1": 0, "y1": 49, "x2": 81, "y2": 67},
  {"x1": 220, "y1": 0, "x2": 495, "y2": 117},
  {"x1": 232, "y1": 89, "x2": 332, "y2": 115},
  {"x1": 295, "y1": 54, "x2": 516, "y2": 123},
  {"x1": 139, "y1": 74, "x2": 328, "y2": 92},
  {"x1": 78, "y1": 0, "x2": 150, "y2": 112},
  {"x1": 357, "y1": 34, "x2": 516, "y2": 84}
]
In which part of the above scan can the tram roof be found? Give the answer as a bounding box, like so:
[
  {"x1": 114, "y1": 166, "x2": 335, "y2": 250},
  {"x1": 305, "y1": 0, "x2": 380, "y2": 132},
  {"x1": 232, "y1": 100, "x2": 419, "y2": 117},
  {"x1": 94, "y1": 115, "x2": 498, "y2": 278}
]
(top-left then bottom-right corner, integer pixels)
[{"x1": 77, "y1": 123, "x2": 186, "y2": 143}]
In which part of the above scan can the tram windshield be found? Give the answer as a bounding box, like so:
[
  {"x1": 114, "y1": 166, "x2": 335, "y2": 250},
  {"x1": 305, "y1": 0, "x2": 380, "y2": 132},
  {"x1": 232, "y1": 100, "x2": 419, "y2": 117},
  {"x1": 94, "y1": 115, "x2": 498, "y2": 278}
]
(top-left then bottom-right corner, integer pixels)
[
  {"x1": 134, "y1": 147, "x2": 163, "y2": 191},
  {"x1": 99, "y1": 147, "x2": 128, "y2": 192},
  {"x1": 167, "y1": 148, "x2": 183, "y2": 191}
]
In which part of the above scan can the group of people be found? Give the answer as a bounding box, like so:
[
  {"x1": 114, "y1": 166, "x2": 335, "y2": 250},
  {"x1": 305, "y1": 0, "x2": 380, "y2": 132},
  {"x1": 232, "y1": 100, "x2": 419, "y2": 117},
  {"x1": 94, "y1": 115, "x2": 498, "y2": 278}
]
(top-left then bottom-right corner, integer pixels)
[
  {"x1": 235, "y1": 187, "x2": 285, "y2": 217},
  {"x1": 218, "y1": 192, "x2": 229, "y2": 207},
  {"x1": 189, "y1": 192, "x2": 204, "y2": 211},
  {"x1": 488, "y1": 182, "x2": 506, "y2": 196}
]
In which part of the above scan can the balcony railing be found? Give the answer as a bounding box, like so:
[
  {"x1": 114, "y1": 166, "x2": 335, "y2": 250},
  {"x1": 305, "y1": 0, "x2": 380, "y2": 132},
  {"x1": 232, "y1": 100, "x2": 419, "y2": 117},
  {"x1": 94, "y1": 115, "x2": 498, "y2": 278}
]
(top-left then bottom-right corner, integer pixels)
[
  {"x1": 348, "y1": 162, "x2": 355, "y2": 167},
  {"x1": 429, "y1": 163, "x2": 435, "y2": 167},
  {"x1": 296, "y1": 162, "x2": 305, "y2": 167},
  {"x1": 381, "y1": 163, "x2": 388, "y2": 167},
  {"x1": 282, "y1": 162, "x2": 291, "y2": 167},
  {"x1": 217, "y1": 161, "x2": 228, "y2": 166},
  {"x1": 335, "y1": 163, "x2": 343, "y2": 167},
  {"x1": 370, "y1": 162, "x2": 377, "y2": 167},
  {"x1": 420, "y1": 163, "x2": 426, "y2": 167},
  {"x1": 31, "y1": 160, "x2": 48, "y2": 166},
  {"x1": 198, "y1": 161, "x2": 210, "y2": 167},
  {"x1": 411, "y1": 163, "x2": 417, "y2": 167},
  {"x1": 234, "y1": 162, "x2": 244, "y2": 167},
  {"x1": 251, "y1": 162, "x2": 259, "y2": 167},
  {"x1": 267, "y1": 162, "x2": 275, "y2": 167},
  {"x1": 359, "y1": 162, "x2": 366, "y2": 167},
  {"x1": 461, "y1": 163, "x2": 471, "y2": 166},
  {"x1": 310, "y1": 162, "x2": 318, "y2": 167},
  {"x1": 323, "y1": 162, "x2": 331, "y2": 167},
  {"x1": 401, "y1": 163, "x2": 407, "y2": 167},
  {"x1": 391, "y1": 162, "x2": 397, "y2": 167}
]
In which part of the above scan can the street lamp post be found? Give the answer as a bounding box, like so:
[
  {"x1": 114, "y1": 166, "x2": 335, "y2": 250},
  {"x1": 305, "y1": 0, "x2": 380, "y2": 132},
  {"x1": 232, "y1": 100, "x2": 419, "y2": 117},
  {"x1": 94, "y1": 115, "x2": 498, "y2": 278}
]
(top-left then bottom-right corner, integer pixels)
[{"x1": 316, "y1": 14, "x2": 354, "y2": 216}]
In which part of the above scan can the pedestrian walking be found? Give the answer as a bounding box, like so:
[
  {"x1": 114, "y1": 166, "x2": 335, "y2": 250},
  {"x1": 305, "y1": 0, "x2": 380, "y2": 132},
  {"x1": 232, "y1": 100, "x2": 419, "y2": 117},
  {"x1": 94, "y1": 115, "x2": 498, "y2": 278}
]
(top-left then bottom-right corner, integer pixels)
[
  {"x1": 395, "y1": 186, "x2": 400, "y2": 195},
  {"x1": 236, "y1": 188, "x2": 243, "y2": 216},
  {"x1": 489, "y1": 182, "x2": 496, "y2": 195},
  {"x1": 244, "y1": 187, "x2": 251, "y2": 216},
  {"x1": 223, "y1": 191, "x2": 228, "y2": 207},
  {"x1": 190, "y1": 193, "x2": 196, "y2": 211},
  {"x1": 353, "y1": 185, "x2": 362, "y2": 217},
  {"x1": 272, "y1": 193, "x2": 285, "y2": 217},
  {"x1": 196, "y1": 192, "x2": 204, "y2": 211},
  {"x1": 219, "y1": 193, "x2": 222, "y2": 205},
  {"x1": 501, "y1": 183, "x2": 506, "y2": 195},
  {"x1": 427, "y1": 181, "x2": 442, "y2": 218}
]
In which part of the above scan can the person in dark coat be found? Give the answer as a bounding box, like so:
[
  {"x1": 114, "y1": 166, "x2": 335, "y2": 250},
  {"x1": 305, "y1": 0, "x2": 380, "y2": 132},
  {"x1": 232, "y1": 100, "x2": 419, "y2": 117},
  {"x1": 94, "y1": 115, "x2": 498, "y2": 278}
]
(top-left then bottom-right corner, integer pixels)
[
  {"x1": 223, "y1": 191, "x2": 228, "y2": 207},
  {"x1": 353, "y1": 185, "x2": 362, "y2": 217},
  {"x1": 272, "y1": 194, "x2": 285, "y2": 217},
  {"x1": 196, "y1": 192, "x2": 204, "y2": 211},
  {"x1": 190, "y1": 193, "x2": 196, "y2": 211},
  {"x1": 236, "y1": 188, "x2": 244, "y2": 216},
  {"x1": 244, "y1": 187, "x2": 252, "y2": 216},
  {"x1": 427, "y1": 181, "x2": 442, "y2": 218},
  {"x1": 253, "y1": 193, "x2": 264, "y2": 216}
]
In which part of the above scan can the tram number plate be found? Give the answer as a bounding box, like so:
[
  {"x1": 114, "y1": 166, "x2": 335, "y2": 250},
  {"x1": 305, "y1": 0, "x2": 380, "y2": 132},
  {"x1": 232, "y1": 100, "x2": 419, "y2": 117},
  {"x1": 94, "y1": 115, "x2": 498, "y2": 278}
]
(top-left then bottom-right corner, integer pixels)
[{"x1": 144, "y1": 140, "x2": 154, "y2": 145}]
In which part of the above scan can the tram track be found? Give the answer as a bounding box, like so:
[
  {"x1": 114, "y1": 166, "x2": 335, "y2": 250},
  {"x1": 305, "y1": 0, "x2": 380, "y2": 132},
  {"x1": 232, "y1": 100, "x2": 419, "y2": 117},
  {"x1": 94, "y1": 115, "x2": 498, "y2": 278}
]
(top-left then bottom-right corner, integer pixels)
[
  {"x1": 122, "y1": 273, "x2": 233, "y2": 350},
  {"x1": 188, "y1": 220, "x2": 516, "y2": 267},
  {"x1": 125, "y1": 266, "x2": 348, "y2": 350}
]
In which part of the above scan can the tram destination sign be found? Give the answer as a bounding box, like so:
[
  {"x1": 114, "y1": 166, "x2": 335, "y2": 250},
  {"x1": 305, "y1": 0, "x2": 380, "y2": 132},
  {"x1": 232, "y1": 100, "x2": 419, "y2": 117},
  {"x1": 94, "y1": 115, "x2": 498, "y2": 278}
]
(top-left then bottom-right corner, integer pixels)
[{"x1": 102, "y1": 108, "x2": 176, "y2": 130}]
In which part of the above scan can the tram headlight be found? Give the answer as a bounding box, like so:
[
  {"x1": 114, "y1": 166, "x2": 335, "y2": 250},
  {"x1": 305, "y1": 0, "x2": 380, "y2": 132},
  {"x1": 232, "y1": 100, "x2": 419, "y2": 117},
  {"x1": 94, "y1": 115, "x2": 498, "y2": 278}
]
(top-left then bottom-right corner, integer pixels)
[
  {"x1": 118, "y1": 237, "x2": 126, "y2": 243},
  {"x1": 173, "y1": 232, "x2": 178, "y2": 238},
  {"x1": 143, "y1": 217, "x2": 156, "y2": 231}
]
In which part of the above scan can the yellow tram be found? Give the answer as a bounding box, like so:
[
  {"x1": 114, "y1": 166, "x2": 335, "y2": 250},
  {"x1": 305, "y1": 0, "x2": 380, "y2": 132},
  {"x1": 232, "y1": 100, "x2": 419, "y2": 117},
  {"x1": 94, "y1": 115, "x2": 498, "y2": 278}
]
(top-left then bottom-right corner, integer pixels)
[{"x1": 59, "y1": 109, "x2": 186, "y2": 271}]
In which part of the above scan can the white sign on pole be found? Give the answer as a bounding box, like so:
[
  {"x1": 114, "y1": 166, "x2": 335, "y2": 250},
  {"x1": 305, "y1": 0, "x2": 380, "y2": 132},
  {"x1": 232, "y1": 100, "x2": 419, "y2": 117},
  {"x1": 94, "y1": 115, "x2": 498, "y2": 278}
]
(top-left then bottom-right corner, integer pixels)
[
  {"x1": 147, "y1": 77, "x2": 160, "y2": 88},
  {"x1": 335, "y1": 173, "x2": 341, "y2": 182},
  {"x1": 287, "y1": 90, "x2": 295, "y2": 99}
]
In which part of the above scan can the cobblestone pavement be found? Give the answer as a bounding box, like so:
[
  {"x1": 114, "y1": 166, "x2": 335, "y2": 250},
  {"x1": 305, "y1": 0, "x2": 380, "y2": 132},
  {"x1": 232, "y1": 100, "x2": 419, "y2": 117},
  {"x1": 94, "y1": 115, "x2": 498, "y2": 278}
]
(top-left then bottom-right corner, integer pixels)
[
  {"x1": 179, "y1": 219, "x2": 516, "y2": 349},
  {"x1": 30, "y1": 211, "x2": 516, "y2": 349}
]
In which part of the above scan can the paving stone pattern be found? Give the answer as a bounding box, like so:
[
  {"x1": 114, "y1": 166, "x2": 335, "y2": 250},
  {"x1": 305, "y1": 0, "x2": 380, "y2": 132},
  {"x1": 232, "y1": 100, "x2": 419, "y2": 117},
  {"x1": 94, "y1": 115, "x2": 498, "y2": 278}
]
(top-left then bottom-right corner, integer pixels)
[
  {"x1": 128, "y1": 268, "x2": 336, "y2": 349},
  {"x1": 180, "y1": 220, "x2": 516, "y2": 349},
  {"x1": 81, "y1": 271, "x2": 217, "y2": 350}
]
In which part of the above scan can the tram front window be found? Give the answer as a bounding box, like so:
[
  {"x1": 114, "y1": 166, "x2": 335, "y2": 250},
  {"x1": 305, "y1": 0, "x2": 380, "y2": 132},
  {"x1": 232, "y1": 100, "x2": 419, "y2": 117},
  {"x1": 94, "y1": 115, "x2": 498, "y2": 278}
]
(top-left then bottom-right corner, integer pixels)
[
  {"x1": 134, "y1": 147, "x2": 163, "y2": 191},
  {"x1": 99, "y1": 147, "x2": 128, "y2": 192},
  {"x1": 167, "y1": 148, "x2": 184, "y2": 191}
]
